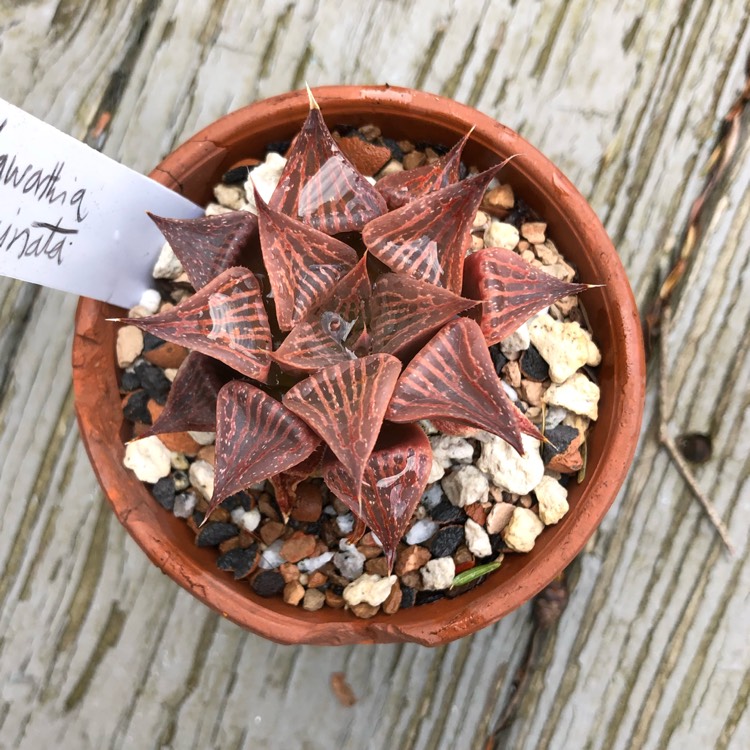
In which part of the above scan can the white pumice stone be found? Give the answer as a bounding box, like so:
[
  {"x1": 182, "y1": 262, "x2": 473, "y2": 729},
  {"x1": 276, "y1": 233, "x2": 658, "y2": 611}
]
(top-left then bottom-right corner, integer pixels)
[
  {"x1": 138, "y1": 288, "x2": 162, "y2": 314},
  {"x1": 501, "y1": 381, "x2": 518, "y2": 401},
  {"x1": 484, "y1": 220, "x2": 519, "y2": 250},
  {"x1": 535, "y1": 475, "x2": 570, "y2": 525},
  {"x1": 476, "y1": 434, "x2": 544, "y2": 495},
  {"x1": 188, "y1": 459, "x2": 214, "y2": 501},
  {"x1": 405, "y1": 518, "x2": 439, "y2": 545},
  {"x1": 152, "y1": 241, "x2": 184, "y2": 280},
  {"x1": 442, "y1": 465, "x2": 490, "y2": 507},
  {"x1": 244, "y1": 152, "x2": 287, "y2": 213},
  {"x1": 238, "y1": 508, "x2": 261, "y2": 532},
  {"x1": 421, "y1": 557, "x2": 456, "y2": 590},
  {"x1": 343, "y1": 574, "x2": 396, "y2": 607},
  {"x1": 502, "y1": 507, "x2": 545, "y2": 552},
  {"x1": 528, "y1": 313, "x2": 601, "y2": 384},
  {"x1": 421, "y1": 483, "x2": 444, "y2": 509},
  {"x1": 116, "y1": 325, "x2": 144, "y2": 368},
  {"x1": 500, "y1": 323, "x2": 530, "y2": 358},
  {"x1": 428, "y1": 458, "x2": 445, "y2": 484},
  {"x1": 188, "y1": 431, "x2": 216, "y2": 445},
  {"x1": 336, "y1": 513, "x2": 355, "y2": 534},
  {"x1": 333, "y1": 540, "x2": 366, "y2": 580},
  {"x1": 429, "y1": 435, "x2": 474, "y2": 468},
  {"x1": 173, "y1": 492, "x2": 197, "y2": 518},
  {"x1": 544, "y1": 406, "x2": 568, "y2": 430},
  {"x1": 543, "y1": 372, "x2": 600, "y2": 420},
  {"x1": 123, "y1": 436, "x2": 171, "y2": 483},
  {"x1": 298, "y1": 551, "x2": 335, "y2": 573},
  {"x1": 259, "y1": 539, "x2": 284, "y2": 569},
  {"x1": 213, "y1": 183, "x2": 246, "y2": 210},
  {"x1": 465, "y1": 518, "x2": 492, "y2": 557},
  {"x1": 486, "y1": 502, "x2": 516, "y2": 534},
  {"x1": 205, "y1": 202, "x2": 233, "y2": 216}
]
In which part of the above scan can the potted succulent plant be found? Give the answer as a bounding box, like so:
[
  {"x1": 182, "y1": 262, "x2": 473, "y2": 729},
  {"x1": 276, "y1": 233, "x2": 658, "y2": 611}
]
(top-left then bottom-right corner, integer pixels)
[{"x1": 72, "y1": 86, "x2": 645, "y2": 646}]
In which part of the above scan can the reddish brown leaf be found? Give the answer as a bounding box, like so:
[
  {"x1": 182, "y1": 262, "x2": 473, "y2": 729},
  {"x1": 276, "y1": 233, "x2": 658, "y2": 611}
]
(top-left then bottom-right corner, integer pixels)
[
  {"x1": 209, "y1": 382, "x2": 321, "y2": 518},
  {"x1": 143, "y1": 353, "x2": 229, "y2": 436},
  {"x1": 148, "y1": 211, "x2": 258, "y2": 290},
  {"x1": 271, "y1": 256, "x2": 371, "y2": 373},
  {"x1": 362, "y1": 164, "x2": 501, "y2": 293},
  {"x1": 268, "y1": 97, "x2": 386, "y2": 233},
  {"x1": 370, "y1": 273, "x2": 478, "y2": 357},
  {"x1": 375, "y1": 130, "x2": 470, "y2": 209},
  {"x1": 462, "y1": 247, "x2": 589, "y2": 345},
  {"x1": 323, "y1": 424, "x2": 432, "y2": 571},
  {"x1": 122, "y1": 267, "x2": 272, "y2": 382},
  {"x1": 269, "y1": 445, "x2": 325, "y2": 516},
  {"x1": 431, "y1": 412, "x2": 543, "y2": 442},
  {"x1": 255, "y1": 189, "x2": 358, "y2": 331},
  {"x1": 283, "y1": 354, "x2": 402, "y2": 492},
  {"x1": 386, "y1": 318, "x2": 524, "y2": 454}
]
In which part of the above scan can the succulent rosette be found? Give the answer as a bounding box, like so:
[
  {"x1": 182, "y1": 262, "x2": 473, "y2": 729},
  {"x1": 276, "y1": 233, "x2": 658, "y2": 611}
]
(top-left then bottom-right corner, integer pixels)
[{"x1": 119, "y1": 94, "x2": 590, "y2": 572}]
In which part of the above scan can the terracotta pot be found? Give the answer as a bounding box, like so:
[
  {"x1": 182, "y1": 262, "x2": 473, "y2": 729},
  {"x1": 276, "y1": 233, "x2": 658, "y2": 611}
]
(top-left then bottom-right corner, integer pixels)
[{"x1": 72, "y1": 86, "x2": 646, "y2": 646}]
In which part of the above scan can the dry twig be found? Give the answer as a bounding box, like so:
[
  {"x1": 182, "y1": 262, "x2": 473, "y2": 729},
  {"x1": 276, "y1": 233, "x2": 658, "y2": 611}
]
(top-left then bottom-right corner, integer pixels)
[{"x1": 642, "y1": 53, "x2": 750, "y2": 555}]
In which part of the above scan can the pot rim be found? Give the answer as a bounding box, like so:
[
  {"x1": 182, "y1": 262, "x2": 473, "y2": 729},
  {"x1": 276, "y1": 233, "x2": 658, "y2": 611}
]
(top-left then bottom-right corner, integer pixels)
[{"x1": 72, "y1": 85, "x2": 646, "y2": 646}]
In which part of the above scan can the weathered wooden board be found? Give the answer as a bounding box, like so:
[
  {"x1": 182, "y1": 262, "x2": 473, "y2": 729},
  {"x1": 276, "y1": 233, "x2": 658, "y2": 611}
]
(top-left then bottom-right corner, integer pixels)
[{"x1": 0, "y1": 1, "x2": 748, "y2": 748}]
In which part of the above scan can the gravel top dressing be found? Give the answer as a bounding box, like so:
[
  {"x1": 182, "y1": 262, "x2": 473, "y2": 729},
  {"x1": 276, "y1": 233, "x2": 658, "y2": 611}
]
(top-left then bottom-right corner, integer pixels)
[{"x1": 116, "y1": 119, "x2": 600, "y2": 620}]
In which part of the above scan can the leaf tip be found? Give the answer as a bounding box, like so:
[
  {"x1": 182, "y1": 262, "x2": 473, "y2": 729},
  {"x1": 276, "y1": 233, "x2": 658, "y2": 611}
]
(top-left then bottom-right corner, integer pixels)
[{"x1": 305, "y1": 82, "x2": 320, "y2": 110}]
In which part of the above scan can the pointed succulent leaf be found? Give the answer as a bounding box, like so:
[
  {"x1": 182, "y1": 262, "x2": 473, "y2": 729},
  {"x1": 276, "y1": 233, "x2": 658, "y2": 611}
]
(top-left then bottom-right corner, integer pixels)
[
  {"x1": 375, "y1": 130, "x2": 471, "y2": 209},
  {"x1": 269, "y1": 446, "x2": 325, "y2": 516},
  {"x1": 386, "y1": 317, "x2": 524, "y2": 454},
  {"x1": 122, "y1": 267, "x2": 272, "y2": 382},
  {"x1": 462, "y1": 247, "x2": 589, "y2": 345},
  {"x1": 362, "y1": 164, "x2": 501, "y2": 293},
  {"x1": 143, "y1": 352, "x2": 230, "y2": 436},
  {"x1": 431, "y1": 411, "x2": 543, "y2": 442},
  {"x1": 323, "y1": 424, "x2": 432, "y2": 572},
  {"x1": 272, "y1": 256, "x2": 371, "y2": 373},
  {"x1": 255, "y1": 189, "x2": 358, "y2": 331},
  {"x1": 370, "y1": 273, "x2": 478, "y2": 357},
  {"x1": 282, "y1": 354, "x2": 402, "y2": 491},
  {"x1": 268, "y1": 98, "x2": 386, "y2": 233},
  {"x1": 209, "y1": 382, "x2": 321, "y2": 518},
  {"x1": 149, "y1": 211, "x2": 258, "y2": 290}
]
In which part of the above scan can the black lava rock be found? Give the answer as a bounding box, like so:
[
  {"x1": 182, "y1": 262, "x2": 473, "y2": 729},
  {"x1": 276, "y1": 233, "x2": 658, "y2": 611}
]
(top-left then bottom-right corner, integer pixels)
[
  {"x1": 151, "y1": 476, "x2": 175, "y2": 510},
  {"x1": 430, "y1": 499, "x2": 467, "y2": 525},
  {"x1": 520, "y1": 345, "x2": 550, "y2": 382},
  {"x1": 220, "y1": 491, "x2": 254, "y2": 512},
  {"x1": 400, "y1": 586, "x2": 416, "y2": 609},
  {"x1": 123, "y1": 390, "x2": 152, "y2": 424},
  {"x1": 196, "y1": 522, "x2": 238, "y2": 547},
  {"x1": 415, "y1": 589, "x2": 445, "y2": 606},
  {"x1": 251, "y1": 570, "x2": 286, "y2": 597},
  {"x1": 135, "y1": 361, "x2": 172, "y2": 404},
  {"x1": 430, "y1": 525, "x2": 464, "y2": 558},
  {"x1": 265, "y1": 141, "x2": 291, "y2": 157},
  {"x1": 382, "y1": 137, "x2": 403, "y2": 161},
  {"x1": 489, "y1": 344, "x2": 509, "y2": 376},
  {"x1": 120, "y1": 369, "x2": 141, "y2": 392},
  {"x1": 142, "y1": 332, "x2": 166, "y2": 352},
  {"x1": 221, "y1": 165, "x2": 253, "y2": 185},
  {"x1": 217, "y1": 545, "x2": 258, "y2": 579},
  {"x1": 488, "y1": 533, "x2": 505, "y2": 556},
  {"x1": 542, "y1": 425, "x2": 579, "y2": 464}
]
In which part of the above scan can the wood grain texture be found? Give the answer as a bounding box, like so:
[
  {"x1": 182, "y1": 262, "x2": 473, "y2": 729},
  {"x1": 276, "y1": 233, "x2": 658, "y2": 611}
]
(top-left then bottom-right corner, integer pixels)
[{"x1": 0, "y1": 0, "x2": 748, "y2": 748}]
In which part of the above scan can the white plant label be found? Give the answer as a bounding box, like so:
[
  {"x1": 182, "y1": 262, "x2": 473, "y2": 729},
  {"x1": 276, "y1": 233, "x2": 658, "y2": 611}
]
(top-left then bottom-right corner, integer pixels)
[{"x1": 0, "y1": 97, "x2": 204, "y2": 308}]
